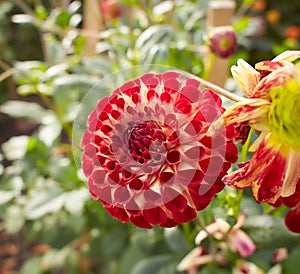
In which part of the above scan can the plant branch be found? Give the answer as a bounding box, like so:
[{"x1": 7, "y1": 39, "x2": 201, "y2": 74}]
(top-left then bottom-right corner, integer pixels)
[
  {"x1": 200, "y1": 78, "x2": 245, "y2": 102},
  {"x1": 0, "y1": 68, "x2": 16, "y2": 82},
  {"x1": 13, "y1": 0, "x2": 35, "y2": 15}
]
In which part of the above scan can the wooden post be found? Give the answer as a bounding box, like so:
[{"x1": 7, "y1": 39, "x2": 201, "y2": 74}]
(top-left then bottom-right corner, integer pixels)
[
  {"x1": 205, "y1": 0, "x2": 236, "y2": 87},
  {"x1": 83, "y1": 0, "x2": 102, "y2": 56}
]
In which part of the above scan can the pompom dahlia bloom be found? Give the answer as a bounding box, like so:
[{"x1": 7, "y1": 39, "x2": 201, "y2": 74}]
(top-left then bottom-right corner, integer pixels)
[
  {"x1": 208, "y1": 26, "x2": 238, "y2": 59},
  {"x1": 218, "y1": 50, "x2": 300, "y2": 233},
  {"x1": 81, "y1": 72, "x2": 238, "y2": 228}
]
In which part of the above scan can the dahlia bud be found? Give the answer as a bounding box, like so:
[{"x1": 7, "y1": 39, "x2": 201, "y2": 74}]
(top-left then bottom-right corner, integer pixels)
[
  {"x1": 208, "y1": 26, "x2": 238, "y2": 58},
  {"x1": 100, "y1": 0, "x2": 123, "y2": 21}
]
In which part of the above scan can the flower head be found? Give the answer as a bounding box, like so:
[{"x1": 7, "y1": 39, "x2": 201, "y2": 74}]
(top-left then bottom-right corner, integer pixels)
[
  {"x1": 81, "y1": 72, "x2": 237, "y2": 228},
  {"x1": 208, "y1": 26, "x2": 238, "y2": 58},
  {"x1": 219, "y1": 50, "x2": 300, "y2": 232},
  {"x1": 100, "y1": 0, "x2": 123, "y2": 21}
]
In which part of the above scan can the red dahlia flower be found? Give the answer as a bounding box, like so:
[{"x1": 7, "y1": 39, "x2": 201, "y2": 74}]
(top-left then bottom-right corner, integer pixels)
[
  {"x1": 217, "y1": 51, "x2": 300, "y2": 233},
  {"x1": 81, "y1": 72, "x2": 238, "y2": 228},
  {"x1": 208, "y1": 26, "x2": 238, "y2": 59}
]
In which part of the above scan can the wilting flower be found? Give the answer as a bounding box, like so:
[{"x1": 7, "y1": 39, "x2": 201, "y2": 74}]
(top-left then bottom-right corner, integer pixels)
[
  {"x1": 218, "y1": 50, "x2": 300, "y2": 233},
  {"x1": 195, "y1": 213, "x2": 256, "y2": 258},
  {"x1": 272, "y1": 248, "x2": 288, "y2": 263},
  {"x1": 208, "y1": 26, "x2": 238, "y2": 58},
  {"x1": 81, "y1": 72, "x2": 238, "y2": 228},
  {"x1": 233, "y1": 260, "x2": 265, "y2": 274},
  {"x1": 177, "y1": 214, "x2": 256, "y2": 272}
]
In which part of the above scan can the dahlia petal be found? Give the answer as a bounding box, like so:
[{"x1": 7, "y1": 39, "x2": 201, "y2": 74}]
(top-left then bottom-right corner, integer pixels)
[
  {"x1": 230, "y1": 59, "x2": 260, "y2": 97},
  {"x1": 224, "y1": 137, "x2": 287, "y2": 203},
  {"x1": 221, "y1": 98, "x2": 270, "y2": 126},
  {"x1": 255, "y1": 60, "x2": 286, "y2": 73},
  {"x1": 171, "y1": 206, "x2": 197, "y2": 223},
  {"x1": 253, "y1": 66, "x2": 296, "y2": 98},
  {"x1": 285, "y1": 207, "x2": 300, "y2": 233},
  {"x1": 271, "y1": 50, "x2": 300, "y2": 62},
  {"x1": 130, "y1": 214, "x2": 153, "y2": 229},
  {"x1": 143, "y1": 207, "x2": 167, "y2": 225},
  {"x1": 281, "y1": 151, "x2": 300, "y2": 197}
]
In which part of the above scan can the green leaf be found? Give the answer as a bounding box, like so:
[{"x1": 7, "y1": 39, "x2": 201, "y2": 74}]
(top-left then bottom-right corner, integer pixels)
[
  {"x1": 38, "y1": 114, "x2": 62, "y2": 147},
  {"x1": 100, "y1": 227, "x2": 128, "y2": 258},
  {"x1": 20, "y1": 256, "x2": 42, "y2": 274},
  {"x1": 55, "y1": 10, "x2": 72, "y2": 28},
  {"x1": 0, "y1": 100, "x2": 48, "y2": 123},
  {"x1": 25, "y1": 188, "x2": 67, "y2": 220},
  {"x1": 17, "y1": 84, "x2": 38, "y2": 96},
  {"x1": 40, "y1": 213, "x2": 85, "y2": 248},
  {"x1": 283, "y1": 246, "x2": 300, "y2": 274},
  {"x1": 35, "y1": 5, "x2": 48, "y2": 20},
  {"x1": 4, "y1": 205, "x2": 25, "y2": 234},
  {"x1": 135, "y1": 24, "x2": 173, "y2": 63},
  {"x1": 0, "y1": 190, "x2": 16, "y2": 205},
  {"x1": 1, "y1": 135, "x2": 29, "y2": 161},
  {"x1": 131, "y1": 254, "x2": 177, "y2": 274},
  {"x1": 119, "y1": 245, "x2": 146, "y2": 274},
  {"x1": 41, "y1": 247, "x2": 71, "y2": 270},
  {"x1": 243, "y1": 215, "x2": 300, "y2": 249},
  {"x1": 64, "y1": 188, "x2": 89, "y2": 215},
  {"x1": 164, "y1": 227, "x2": 191, "y2": 256}
]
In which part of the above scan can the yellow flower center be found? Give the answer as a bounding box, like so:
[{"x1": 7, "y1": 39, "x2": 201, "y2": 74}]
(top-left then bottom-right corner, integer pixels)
[{"x1": 268, "y1": 79, "x2": 300, "y2": 150}]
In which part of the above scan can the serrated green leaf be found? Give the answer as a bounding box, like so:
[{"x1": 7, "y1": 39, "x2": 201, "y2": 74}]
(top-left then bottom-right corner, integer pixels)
[{"x1": 164, "y1": 227, "x2": 191, "y2": 256}]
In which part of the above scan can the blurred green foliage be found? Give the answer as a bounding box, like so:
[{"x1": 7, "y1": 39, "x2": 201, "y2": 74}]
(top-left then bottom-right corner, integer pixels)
[{"x1": 0, "y1": 0, "x2": 300, "y2": 273}]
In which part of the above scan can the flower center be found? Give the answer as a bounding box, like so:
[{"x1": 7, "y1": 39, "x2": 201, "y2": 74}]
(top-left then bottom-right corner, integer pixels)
[
  {"x1": 128, "y1": 121, "x2": 166, "y2": 165},
  {"x1": 268, "y1": 79, "x2": 300, "y2": 150}
]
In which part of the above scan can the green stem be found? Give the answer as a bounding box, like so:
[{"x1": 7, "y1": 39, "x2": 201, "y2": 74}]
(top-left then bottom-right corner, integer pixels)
[
  {"x1": 234, "y1": 129, "x2": 253, "y2": 217},
  {"x1": 240, "y1": 128, "x2": 253, "y2": 163}
]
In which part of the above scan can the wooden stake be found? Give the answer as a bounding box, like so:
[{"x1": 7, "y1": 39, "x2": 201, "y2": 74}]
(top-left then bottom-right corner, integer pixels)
[
  {"x1": 205, "y1": 0, "x2": 236, "y2": 87},
  {"x1": 83, "y1": 0, "x2": 102, "y2": 56}
]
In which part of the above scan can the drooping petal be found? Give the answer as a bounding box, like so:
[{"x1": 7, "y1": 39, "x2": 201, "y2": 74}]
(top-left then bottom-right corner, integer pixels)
[
  {"x1": 177, "y1": 247, "x2": 210, "y2": 272},
  {"x1": 284, "y1": 205, "x2": 300, "y2": 233},
  {"x1": 271, "y1": 50, "x2": 300, "y2": 62},
  {"x1": 224, "y1": 136, "x2": 288, "y2": 203},
  {"x1": 230, "y1": 59, "x2": 260, "y2": 97},
  {"x1": 221, "y1": 98, "x2": 270, "y2": 127},
  {"x1": 227, "y1": 229, "x2": 256, "y2": 258},
  {"x1": 233, "y1": 260, "x2": 265, "y2": 274},
  {"x1": 281, "y1": 151, "x2": 300, "y2": 197}
]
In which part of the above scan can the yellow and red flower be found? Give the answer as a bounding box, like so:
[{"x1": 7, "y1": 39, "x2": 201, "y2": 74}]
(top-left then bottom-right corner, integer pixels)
[
  {"x1": 219, "y1": 50, "x2": 300, "y2": 233},
  {"x1": 81, "y1": 72, "x2": 237, "y2": 228}
]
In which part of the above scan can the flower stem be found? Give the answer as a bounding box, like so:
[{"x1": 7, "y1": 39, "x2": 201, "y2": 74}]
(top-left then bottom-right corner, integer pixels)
[{"x1": 200, "y1": 78, "x2": 245, "y2": 102}]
